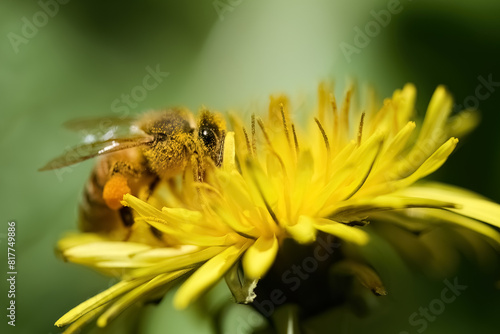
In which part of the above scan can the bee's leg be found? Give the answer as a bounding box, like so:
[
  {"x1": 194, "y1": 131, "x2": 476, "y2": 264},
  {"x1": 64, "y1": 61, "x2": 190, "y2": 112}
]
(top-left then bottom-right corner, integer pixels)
[
  {"x1": 118, "y1": 205, "x2": 135, "y2": 241},
  {"x1": 149, "y1": 225, "x2": 163, "y2": 240},
  {"x1": 102, "y1": 173, "x2": 131, "y2": 210},
  {"x1": 189, "y1": 152, "x2": 203, "y2": 182},
  {"x1": 119, "y1": 206, "x2": 135, "y2": 227},
  {"x1": 215, "y1": 129, "x2": 226, "y2": 167},
  {"x1": 143, "y1": 176, "x2": 164, "y2": 241},
  {"x1": 103, "y1": 161, "x2": 143, "y2": 210},
  {"x1": 111, "y1": 161, "x2": 142, "y2": 177},
  {"x1": 145, "y1": 176, "x2": 160, "y2": 201}
]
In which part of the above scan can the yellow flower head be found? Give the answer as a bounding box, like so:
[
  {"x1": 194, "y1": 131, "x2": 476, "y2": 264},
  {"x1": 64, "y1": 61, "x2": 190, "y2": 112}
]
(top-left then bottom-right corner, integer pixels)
[{"x1": 55, "y1": 83, "x2": 500, "y2": 333}]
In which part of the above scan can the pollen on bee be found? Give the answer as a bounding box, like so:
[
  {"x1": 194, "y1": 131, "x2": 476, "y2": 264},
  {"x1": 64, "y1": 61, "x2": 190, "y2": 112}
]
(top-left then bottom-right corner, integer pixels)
[{"x1": 103, "y1": 174, "x2": 131, "y2": 210}]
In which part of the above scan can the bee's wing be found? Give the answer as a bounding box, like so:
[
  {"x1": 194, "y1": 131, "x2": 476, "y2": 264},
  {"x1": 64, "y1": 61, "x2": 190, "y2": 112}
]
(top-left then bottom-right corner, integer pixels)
[
  {"x1": 63, "y1": 116, "x2": 140, "y2": 141},
  {"x1": 39, "y1": 135, "x2": 154, "y2": 171}
]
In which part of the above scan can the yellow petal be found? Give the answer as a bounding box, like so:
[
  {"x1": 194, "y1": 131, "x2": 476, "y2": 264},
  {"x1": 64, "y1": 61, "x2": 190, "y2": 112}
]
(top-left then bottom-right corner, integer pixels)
[
  {"x1": 285, "y1": 215, "x2": 317, "y2": 244},
  {"x1": 136, "y1": 217, "x2": 181, "y2": 236},
  {"x1": 161, "y1": 207, "x2": 203, "y2": 225},
  {"x1": 60, "y1": 304, "x2": 107, "y2": 334},
  {"x1": 395, "y1": 83, "x2": 416, "y2": 129},
  {"x1": 212, "y1": 204, "x2": 258, "y2": 237},
  {"x1": 313, "y1": 218, "x2": 369, "y2": 245},
  {"x1": 242, "y1": 235, "x2": 278, "y2": 279},
  {"x1": 325, "y1": 195, "x2": 455, "y2": 220},
  {"x1": 63, "y1": 243, "x2": 200, "y2": 270},
  {"x1": 246, "y1": 158, "x2": 279, "y2": 208},
  {"x1": 416, "y1": 85, "x2": 453, "y2": 146},
  {"x1": 62, "y1": 242, "x2": 152, "y2": 266},
  {"x1": 447, "y1": 109, "x2": 480, "y2": 138},
  {"x1": 292, "y1": 150, "x2": 314, "y2": 198},
  {"x1": 97, "y1": 270, "x2": 189, "y2": 327},
  {"x1": 57, "y1": 233, "x2": 109, "y2": 252},
  {"x1": 406, "y1": 137, "x2": 458, "y2": 181},
  {"x1": 383, "y1": 137, "x2": 458, "y2": 191},
  {"x1": 174, "y1": 242, "x2": 250, "y2": 309},
  {"x1": 223, "y1": 132, "x2": 237, "y2": 172},
  {"x1": 214, "y1": 172, "x2": 275, "y2": 234},
  {"x1": 55, "y1": 279, "x2": 147, "y2": 327},
  {"x1": 419, "y1": 208, "x2": 500, "y2": 245},
  {"x1": 126, "y1": 246, "x2": 226, "y2": 279},
  {"x1": 395, "y1": 86, "x2": 454, "y2": 177},
  {"x1": 122, "y1": 193, "x2": 167, "y2": 219},
  {"x1": 125, "y1": 245, "x2": 199, "y2": 263},
  {"x1": 397, "y1": 184, "x2": 500, "y2": 229},
  {"x1": 316, "y1": 133, "x2": 383, "y2": 206},
  {"x1": 378, "y1": 121, "x2": 416, "y2": 167}
]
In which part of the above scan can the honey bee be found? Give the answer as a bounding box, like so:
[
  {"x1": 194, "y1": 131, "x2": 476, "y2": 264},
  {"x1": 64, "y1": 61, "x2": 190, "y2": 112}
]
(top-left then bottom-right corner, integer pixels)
[{"x1": 40, "y1": 108, "x2": 226, "y2": 242}]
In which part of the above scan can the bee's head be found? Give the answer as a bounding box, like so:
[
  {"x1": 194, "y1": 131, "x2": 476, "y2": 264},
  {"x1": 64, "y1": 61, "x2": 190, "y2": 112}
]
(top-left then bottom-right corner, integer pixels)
[
  {"x1": 140, "y1": 108, "x2": 195, "y2": 139},
  {"x1": 140, "y1": 108, "x2": 196, "y2": 178},
  {"x1": 197, "y1": 110, "x2": 226, "y2": 166}
]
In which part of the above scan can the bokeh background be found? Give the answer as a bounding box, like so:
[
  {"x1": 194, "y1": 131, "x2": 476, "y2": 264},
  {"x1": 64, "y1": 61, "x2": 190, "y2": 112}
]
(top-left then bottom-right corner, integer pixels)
[{"x1": 1, "y1": 0, "x2": 499, "y2": 333}]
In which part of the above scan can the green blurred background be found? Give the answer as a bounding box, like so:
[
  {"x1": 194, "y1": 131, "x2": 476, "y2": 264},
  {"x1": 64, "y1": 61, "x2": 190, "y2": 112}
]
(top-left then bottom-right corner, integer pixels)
[{"x1": 1, "y1": 0, "x2": 499, "y2": 333}]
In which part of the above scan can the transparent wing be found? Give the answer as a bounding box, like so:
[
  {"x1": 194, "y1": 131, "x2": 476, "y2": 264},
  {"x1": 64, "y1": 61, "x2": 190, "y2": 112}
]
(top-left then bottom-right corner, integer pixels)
[
  {"x1": 63, "y1": 116, "x2": 140, "y2": 143},
  {"x1": 39, "y1": 136, "x2": 154, "y2": 171}
]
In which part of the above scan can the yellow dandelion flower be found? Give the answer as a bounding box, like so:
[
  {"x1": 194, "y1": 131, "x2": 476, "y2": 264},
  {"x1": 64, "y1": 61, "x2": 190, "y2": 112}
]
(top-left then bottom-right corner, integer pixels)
[{"x1": 55, "y1": 83, "x2": 500, "y2": 333}]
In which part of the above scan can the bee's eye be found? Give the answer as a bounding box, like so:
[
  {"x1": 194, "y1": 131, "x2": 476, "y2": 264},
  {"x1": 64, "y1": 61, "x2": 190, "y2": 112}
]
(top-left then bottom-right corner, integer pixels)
[{"x1": 199, "y1": 127, "x2": 217, "y2": 150}]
